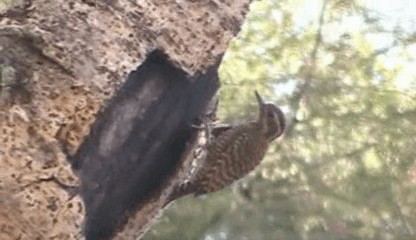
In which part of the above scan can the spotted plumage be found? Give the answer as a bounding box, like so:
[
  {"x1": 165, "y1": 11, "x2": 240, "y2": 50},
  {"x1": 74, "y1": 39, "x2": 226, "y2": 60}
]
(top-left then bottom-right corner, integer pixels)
[{"x1": 168, "y1": 91, "x2": 286, "y2": 203}]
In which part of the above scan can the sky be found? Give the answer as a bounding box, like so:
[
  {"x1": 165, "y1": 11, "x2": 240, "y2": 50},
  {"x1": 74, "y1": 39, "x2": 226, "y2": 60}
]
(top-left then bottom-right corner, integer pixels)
[
  {"x1": 243, "y1": 0, "x2": 416, "y2": 112},
  {"x1": 292, "y1": 0, "x2": 416, "y2": 90},
  {"x1": 365, "y1": 0, "x2": 416, "y2": 89}
]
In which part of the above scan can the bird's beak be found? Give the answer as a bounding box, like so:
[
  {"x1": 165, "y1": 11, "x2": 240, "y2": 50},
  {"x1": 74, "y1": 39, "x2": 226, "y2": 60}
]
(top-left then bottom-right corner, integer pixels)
[
  {"x1": 255, "y1": 90, "x2": 265, "y2": 107},
  {"x1": 255, "y1": 90, "x2": 266, "y2": 124}
]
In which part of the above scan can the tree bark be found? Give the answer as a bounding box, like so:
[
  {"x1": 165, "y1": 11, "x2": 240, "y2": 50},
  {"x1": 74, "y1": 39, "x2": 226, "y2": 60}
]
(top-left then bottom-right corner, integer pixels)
[{"x1": 0, "y1": 1, "x2": 250, "y2": 240}]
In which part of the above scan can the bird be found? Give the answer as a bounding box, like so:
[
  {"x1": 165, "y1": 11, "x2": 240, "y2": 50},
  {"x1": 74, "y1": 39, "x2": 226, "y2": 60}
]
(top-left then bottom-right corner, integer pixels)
[{"x1": 166, "y1": 90, "x2": 286, "y2": 204}]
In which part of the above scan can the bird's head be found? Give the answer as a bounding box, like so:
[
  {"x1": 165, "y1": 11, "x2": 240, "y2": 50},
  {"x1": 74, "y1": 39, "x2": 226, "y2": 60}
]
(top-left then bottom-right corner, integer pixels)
[{"x1": 255, "y1": 91, "x2": 286, "y2": 142}]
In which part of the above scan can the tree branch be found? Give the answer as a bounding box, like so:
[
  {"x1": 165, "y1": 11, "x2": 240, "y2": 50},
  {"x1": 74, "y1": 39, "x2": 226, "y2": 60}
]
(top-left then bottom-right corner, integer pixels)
[{"x1": 285, "y1": 0, "x2": 328, "y2": 137}]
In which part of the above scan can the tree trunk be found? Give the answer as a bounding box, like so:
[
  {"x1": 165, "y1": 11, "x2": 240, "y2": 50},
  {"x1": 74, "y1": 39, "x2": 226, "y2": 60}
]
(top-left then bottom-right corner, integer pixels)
[{"x1": 0, "y1": 0, "x2": 250, "y2": 240}]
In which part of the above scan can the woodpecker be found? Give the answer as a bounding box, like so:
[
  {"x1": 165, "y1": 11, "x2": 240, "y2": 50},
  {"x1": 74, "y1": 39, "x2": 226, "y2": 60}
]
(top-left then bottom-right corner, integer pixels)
[{"x1": 167, "y1": 91, "x2": 286, "y2": 204}]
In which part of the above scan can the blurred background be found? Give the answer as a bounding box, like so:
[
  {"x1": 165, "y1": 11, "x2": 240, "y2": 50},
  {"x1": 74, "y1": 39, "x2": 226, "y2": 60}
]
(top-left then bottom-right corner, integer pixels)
[{"x1": 144, "y1": 0, "x2": 416, "y2": 240}]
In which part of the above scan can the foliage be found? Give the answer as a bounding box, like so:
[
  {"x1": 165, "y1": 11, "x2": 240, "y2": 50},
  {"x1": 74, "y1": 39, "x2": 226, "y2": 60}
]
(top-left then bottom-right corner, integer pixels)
[{"x1": 145, "y1": 0, "x2": 416, "y2": 239}]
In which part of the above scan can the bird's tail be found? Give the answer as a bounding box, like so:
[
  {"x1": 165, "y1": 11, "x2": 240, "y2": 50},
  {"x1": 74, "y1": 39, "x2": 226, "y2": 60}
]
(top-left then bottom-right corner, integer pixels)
[{"x1": 164, "y1": 181, "x2": 197, "y2": 207}]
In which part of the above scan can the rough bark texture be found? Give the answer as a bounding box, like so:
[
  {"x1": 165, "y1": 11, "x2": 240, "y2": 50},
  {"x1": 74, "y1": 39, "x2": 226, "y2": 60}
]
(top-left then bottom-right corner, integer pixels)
[
  {"x1": 0, "y1": 0, "x2": 250, "y2": 239},
  {"x1": 76, "y1": 50, "x2": 220, "y2": 240}
]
